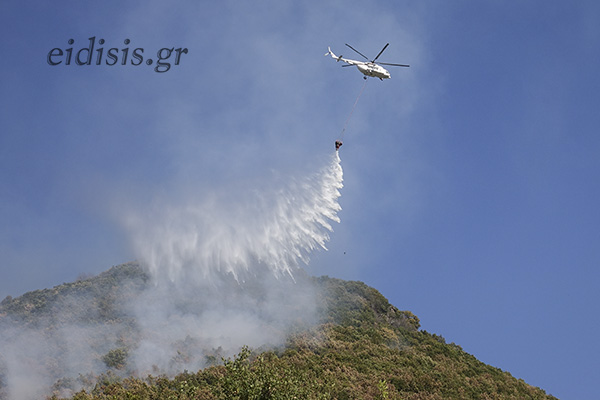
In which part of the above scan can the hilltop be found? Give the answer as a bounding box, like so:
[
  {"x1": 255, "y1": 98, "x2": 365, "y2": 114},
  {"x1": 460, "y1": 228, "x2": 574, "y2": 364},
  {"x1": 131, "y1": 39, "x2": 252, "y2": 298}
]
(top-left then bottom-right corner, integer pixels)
[{"x1": 0, "y1": 262, "x2": 556, "y2": 399}]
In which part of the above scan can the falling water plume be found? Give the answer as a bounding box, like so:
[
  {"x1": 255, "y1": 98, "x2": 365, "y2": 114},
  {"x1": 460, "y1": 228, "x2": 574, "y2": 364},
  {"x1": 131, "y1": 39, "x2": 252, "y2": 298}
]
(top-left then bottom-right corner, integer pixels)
[{"x1": 126, "y1": 152, "x2": 344, "y2": 285}]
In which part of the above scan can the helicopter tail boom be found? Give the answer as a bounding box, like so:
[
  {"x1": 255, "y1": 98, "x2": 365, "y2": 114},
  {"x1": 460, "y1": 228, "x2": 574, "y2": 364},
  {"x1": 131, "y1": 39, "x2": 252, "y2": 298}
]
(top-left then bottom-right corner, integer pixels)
[{"x1": 325, "y1": 47, "x2": 344, "y2": 62}]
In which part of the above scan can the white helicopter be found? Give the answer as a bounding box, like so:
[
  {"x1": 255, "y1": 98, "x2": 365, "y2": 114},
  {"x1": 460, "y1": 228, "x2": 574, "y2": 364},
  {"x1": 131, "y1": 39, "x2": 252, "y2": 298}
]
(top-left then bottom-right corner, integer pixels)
[{"x1": 325, "y1": 43, "x2": 409, "y2": 80}]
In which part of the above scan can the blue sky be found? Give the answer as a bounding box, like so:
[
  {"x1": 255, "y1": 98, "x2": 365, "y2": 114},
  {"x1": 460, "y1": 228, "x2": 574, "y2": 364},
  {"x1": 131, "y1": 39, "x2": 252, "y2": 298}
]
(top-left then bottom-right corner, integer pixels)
[{"x1": 1, "y1": 1, "x2": 599, "y2": 398}]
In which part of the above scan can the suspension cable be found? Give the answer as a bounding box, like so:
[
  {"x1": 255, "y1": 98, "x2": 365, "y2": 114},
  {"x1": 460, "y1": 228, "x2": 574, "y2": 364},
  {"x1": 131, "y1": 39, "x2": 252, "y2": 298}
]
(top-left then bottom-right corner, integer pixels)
[{"x1": 339, "y1": 79, "x2": 368, "y2": 141}]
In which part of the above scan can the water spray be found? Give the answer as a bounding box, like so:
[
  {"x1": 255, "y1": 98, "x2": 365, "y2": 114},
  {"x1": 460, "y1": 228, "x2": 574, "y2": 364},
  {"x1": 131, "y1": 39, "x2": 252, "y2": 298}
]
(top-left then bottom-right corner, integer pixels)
[{"x1": 127, "y1": 152, "x2": 344, "y2": 285}]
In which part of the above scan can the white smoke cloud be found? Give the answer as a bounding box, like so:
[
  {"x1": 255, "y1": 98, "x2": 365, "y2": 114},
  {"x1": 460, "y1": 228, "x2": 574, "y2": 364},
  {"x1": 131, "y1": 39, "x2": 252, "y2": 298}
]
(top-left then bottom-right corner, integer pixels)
[
  {"x1": 121, "y1": 151, "x2": 344, "y2": 375},
  {"x1": 0, "y1": 291, "x2": 134, "y2": 399}
]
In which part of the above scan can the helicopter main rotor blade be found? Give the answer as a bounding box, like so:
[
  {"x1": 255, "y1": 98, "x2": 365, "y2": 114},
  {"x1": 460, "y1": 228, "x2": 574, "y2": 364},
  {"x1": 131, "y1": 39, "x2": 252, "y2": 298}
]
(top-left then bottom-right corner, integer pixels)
[
  {"x1": 372, "y1": 43, "x2": 389, "y2": 62},
  {"x1": 345, "y1": 43, "x2": 369, "y2": 60},
  {"x1": 379, "y1": 62, "x2": 410, "y2": 67}
]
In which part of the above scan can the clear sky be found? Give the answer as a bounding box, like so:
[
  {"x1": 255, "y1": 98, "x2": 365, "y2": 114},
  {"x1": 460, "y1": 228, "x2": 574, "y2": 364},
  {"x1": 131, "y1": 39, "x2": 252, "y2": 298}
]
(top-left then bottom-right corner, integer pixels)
[{"x1": 1, "y1": 1, "x2": 599, "y2": 399}]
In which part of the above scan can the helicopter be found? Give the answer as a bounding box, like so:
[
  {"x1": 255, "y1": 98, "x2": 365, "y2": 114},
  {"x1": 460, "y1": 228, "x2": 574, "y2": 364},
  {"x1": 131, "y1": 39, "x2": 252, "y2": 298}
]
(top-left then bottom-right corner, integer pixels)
[{"x1": 325, "y1": 43, "x2": 409, "y2": 80}]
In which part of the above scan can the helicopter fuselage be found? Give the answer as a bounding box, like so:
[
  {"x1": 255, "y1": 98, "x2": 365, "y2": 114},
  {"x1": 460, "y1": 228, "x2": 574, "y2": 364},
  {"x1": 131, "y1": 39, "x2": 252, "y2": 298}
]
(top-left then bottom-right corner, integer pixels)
[{"x1": 356, "y1": 62, "x2": 391, "y2": 79}]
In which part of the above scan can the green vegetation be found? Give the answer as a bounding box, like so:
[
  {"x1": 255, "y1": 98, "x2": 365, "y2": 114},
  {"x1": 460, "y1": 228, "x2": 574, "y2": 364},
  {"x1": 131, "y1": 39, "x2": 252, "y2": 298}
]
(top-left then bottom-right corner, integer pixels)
[
  {"x1": 102, "y1": 348, "x2": 129, "y2": 370},
  {"x1": 0, "y1": 262, "x2": 147, "y2": 327},
  {"x1": 0, "y1": 263, "x2": 557, "y2": 399}
]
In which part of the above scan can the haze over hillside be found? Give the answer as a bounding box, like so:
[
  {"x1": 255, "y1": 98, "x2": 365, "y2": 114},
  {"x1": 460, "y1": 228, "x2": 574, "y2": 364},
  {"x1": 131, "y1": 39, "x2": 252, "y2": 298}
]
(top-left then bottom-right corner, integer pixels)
[{"x1": 0, "y1": 262, "x2": 557, "y2": 399}]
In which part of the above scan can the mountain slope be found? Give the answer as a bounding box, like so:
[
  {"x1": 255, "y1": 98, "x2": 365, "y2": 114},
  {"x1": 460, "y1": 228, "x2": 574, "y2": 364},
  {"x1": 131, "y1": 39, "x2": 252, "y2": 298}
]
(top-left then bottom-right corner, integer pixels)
[{"x1": 0, "y1": 263, "x2": 556, "y2": 399}]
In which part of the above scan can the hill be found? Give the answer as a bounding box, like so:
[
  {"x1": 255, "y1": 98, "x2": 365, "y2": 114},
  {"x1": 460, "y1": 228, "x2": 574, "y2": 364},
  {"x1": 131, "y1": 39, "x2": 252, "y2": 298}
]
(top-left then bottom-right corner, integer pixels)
[{"x1": 0, "y1": 262, "x2": 557, "y2": 399}]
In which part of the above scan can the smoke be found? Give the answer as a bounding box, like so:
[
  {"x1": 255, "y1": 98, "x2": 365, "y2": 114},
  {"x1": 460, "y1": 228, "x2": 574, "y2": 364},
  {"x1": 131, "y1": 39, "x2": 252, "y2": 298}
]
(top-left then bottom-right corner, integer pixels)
[
  {"x1": 0, "y1": 151, "x2": 344, "y2": 399},
  {"x1": 0, "y1": 286, "x2": 141, "y2": 399},
  {"x1": 123, "y1": 151, "x2": 344, "y2": 374}
]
